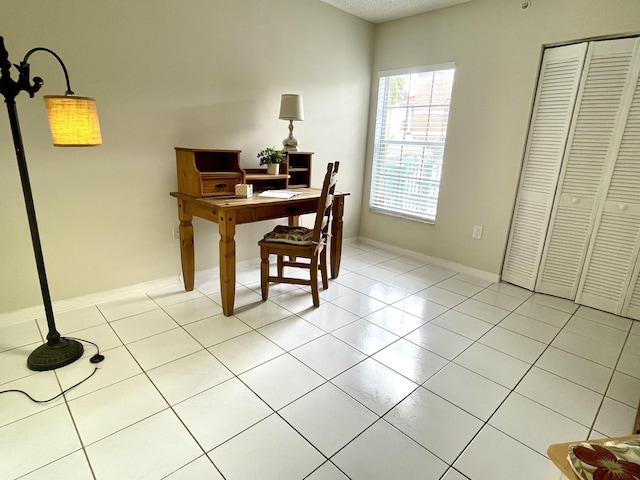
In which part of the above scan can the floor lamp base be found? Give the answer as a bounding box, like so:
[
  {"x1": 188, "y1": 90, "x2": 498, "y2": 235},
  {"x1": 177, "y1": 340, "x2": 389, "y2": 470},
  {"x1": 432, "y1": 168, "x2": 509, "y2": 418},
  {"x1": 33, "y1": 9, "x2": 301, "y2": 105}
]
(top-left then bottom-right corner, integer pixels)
[{"x1": 27, "y1": 338, "x2": 84, "y2": 371}]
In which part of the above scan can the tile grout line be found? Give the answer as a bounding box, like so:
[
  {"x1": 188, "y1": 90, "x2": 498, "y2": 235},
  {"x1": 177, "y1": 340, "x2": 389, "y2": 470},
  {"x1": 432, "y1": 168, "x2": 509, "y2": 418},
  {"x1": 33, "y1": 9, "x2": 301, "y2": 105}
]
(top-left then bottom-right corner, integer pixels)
[
  {"x1": 5, "y1": 245, "x2": 639, "y2": 480},
  {"x1": 424, "y1": 285, "x2": 572, "y2": 471},
  {"x1": 585, "y1": 322, "x2": 636, "y2": 438}
]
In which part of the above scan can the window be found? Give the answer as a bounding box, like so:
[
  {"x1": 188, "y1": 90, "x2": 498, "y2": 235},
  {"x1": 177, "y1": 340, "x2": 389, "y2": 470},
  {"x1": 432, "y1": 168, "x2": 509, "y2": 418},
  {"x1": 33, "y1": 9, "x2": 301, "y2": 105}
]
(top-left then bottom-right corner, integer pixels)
[{"x1": 370, "y1": 64, "x2": 455, "y2": 223}]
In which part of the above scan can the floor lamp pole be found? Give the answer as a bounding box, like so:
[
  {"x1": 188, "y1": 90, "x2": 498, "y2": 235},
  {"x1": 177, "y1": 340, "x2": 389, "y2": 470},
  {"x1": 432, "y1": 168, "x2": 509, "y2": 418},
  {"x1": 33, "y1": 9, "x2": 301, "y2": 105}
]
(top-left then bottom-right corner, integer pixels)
[{"x1": 1, "y1": 37, "x2": 83, "y2": 371}]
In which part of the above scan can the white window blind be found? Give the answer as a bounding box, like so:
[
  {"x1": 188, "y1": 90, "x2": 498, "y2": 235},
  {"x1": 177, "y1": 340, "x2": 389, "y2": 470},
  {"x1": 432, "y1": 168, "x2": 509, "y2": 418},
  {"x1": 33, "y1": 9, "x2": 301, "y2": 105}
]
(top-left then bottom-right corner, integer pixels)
[{"x1": 370, "y1": 65, "x2": 455, "y2": 223}]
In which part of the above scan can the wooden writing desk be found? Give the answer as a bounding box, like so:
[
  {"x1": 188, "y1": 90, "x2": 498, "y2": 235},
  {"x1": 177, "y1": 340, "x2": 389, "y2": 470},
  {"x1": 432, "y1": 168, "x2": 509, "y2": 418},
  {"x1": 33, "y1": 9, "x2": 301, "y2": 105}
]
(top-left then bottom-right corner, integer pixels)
[{"x1": 170, "y1": 188, "x2": 347, "y2": 316}]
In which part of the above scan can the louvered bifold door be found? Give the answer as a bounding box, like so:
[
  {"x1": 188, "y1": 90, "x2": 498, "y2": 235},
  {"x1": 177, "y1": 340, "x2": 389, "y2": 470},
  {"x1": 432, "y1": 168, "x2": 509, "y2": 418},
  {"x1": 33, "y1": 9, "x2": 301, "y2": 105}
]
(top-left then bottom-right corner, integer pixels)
[
  {"x1": 623, "y1": 74, "x2": 640, "y2": 320},
  {"x1": 536, "y1": 38, "x2": 640, "y2": 299},
  {"x1": 502, "y1": 43, "x2": 587, "y2": 289},
  {"x1": 576, "y1": 39, "x2": 640, "y2": 316}
]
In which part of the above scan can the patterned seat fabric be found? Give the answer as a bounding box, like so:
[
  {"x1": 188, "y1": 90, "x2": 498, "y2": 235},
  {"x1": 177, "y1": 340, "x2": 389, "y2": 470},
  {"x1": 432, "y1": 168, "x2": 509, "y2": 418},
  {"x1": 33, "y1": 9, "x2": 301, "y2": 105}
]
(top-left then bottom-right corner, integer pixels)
[{"x1": 263, "y1": 225, "x2": 313, "y2": 245}]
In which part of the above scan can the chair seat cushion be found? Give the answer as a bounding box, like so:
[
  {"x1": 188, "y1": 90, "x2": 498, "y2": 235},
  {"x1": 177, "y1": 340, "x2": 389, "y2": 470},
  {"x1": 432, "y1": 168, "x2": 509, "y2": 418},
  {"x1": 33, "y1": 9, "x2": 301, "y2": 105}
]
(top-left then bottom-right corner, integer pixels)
[{"x1": 263, "y1": 225, "x2": 313, "y2": 245}]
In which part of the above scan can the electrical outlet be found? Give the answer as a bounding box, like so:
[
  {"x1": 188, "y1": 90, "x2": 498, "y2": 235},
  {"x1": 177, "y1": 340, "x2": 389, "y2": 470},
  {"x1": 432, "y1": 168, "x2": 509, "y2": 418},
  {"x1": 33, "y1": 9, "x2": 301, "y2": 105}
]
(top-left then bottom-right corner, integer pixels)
[
  {"x1": 172, "y1": 225, "x2": 180, "y2": 240},
  {"x1": 472, "y1": 225, "x2": 483, "y2": 240}
]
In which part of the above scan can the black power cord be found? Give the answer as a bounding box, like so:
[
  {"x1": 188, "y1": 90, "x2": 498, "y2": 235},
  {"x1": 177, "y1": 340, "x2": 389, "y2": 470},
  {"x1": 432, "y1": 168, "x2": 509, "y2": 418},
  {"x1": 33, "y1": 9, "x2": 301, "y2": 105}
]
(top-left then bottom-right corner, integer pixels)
[{"x1": 0, "y1": 337, "x2": 104, "y2": 403}]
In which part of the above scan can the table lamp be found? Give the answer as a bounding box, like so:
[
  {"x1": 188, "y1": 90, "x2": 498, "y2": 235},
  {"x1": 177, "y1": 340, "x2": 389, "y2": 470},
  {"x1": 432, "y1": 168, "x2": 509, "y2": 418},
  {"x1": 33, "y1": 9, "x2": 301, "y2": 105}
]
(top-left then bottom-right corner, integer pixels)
[
  {"x1": 279, "y1": 93, "x2": 304, "y2": 152},
  {"x1": 0, "y1": 36, "x2": 102, "y2": 371}
]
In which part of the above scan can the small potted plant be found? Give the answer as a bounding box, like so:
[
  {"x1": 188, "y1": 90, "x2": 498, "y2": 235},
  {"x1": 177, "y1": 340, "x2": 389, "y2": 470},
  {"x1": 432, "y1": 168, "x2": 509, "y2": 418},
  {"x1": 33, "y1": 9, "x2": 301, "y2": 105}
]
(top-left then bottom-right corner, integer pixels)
[{"x1": 258, "y1": 147, "x2": 286, "y2": 175}]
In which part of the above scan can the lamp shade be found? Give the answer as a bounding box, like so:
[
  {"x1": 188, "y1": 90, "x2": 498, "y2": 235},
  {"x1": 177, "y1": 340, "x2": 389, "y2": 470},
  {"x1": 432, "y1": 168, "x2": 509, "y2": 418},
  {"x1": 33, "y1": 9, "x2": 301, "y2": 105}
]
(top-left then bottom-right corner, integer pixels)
[
  {"x1": 44, "y1": 95, "x2": 102, "y2": 146},
  {"x1": 278, "y1": 94, "x2": 304, "y2": 121}
]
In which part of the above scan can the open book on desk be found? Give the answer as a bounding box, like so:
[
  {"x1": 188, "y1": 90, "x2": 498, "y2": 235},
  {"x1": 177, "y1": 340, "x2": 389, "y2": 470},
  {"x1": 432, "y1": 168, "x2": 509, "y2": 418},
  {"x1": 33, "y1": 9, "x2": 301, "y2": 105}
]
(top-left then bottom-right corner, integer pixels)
[{"x1": 257, "y1": 190, "x2": 302, "y2": 199}]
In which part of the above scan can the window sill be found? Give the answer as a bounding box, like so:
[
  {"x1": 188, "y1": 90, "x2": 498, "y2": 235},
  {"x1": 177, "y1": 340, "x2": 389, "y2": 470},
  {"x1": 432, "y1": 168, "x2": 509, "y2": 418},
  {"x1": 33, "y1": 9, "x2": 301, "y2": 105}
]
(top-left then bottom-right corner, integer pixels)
[{"x1": 369, "y1": 207, "x2": 435, "y2": 225}]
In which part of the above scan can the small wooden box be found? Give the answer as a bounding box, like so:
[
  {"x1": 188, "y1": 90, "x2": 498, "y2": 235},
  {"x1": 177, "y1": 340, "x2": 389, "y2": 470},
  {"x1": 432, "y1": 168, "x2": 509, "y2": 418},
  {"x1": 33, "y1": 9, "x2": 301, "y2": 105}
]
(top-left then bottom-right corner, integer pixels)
[
  {"x1": 235, "y1": 183, "x2": 253, "y2": 198},
  {"x1": 176, "y1": 148, "x2": 246, "y2": 197}
]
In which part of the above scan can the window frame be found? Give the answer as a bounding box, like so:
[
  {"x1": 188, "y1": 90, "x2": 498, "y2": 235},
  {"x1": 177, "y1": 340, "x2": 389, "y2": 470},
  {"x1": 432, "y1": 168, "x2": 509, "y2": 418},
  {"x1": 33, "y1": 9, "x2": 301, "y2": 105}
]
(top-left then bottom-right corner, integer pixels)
[{"x1": 369, "y1": 63, "x2": 456, "y2": 224}]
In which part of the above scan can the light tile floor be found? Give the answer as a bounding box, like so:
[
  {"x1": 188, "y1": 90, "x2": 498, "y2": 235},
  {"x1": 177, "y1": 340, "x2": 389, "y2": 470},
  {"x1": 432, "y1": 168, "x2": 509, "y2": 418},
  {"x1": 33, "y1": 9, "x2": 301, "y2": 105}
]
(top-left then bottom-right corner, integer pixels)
[{"x1": 2, "y1": 239, "x2": 640, "y2": 479}]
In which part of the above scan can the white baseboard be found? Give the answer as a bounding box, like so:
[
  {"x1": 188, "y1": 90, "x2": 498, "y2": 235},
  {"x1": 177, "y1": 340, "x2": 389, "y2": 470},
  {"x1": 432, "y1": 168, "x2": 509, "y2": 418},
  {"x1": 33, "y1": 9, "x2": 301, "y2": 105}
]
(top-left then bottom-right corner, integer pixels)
[
  {"x1": 0, "y1": 276, "x2": 183, "y2": 328},
  {"x1": 0, "y1": 240, "x2": 498, "y2": 328},
  {"x1": 352, "y1": 236, "x2": 500, "y2": 284}
]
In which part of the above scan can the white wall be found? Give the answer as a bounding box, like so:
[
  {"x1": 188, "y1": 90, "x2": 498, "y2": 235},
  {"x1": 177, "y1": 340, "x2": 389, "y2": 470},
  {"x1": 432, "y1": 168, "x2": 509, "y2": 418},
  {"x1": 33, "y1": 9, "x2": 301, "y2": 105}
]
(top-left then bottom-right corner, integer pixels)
[
  {"x1": 360, "y1": 0, "x2": 640, "y2": 275},
  {"x1": 0, "y1": 0, "x2": 374, "y2": 313}
]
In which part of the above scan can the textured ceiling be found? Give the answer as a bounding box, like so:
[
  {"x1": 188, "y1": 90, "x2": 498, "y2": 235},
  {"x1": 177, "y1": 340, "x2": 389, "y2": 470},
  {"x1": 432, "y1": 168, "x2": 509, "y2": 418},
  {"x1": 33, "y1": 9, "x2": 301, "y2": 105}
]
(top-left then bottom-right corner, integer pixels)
[{"x1": 318, "y1": 0, "x2": 475, "y2": 23}]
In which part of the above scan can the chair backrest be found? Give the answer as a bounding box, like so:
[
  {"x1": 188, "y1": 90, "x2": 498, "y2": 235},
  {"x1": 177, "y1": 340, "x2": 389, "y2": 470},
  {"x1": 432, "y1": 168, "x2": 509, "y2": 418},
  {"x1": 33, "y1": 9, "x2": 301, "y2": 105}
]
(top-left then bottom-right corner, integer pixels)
[{"x1": 312, "y1": 162, "x2": 340, "y2": 249}]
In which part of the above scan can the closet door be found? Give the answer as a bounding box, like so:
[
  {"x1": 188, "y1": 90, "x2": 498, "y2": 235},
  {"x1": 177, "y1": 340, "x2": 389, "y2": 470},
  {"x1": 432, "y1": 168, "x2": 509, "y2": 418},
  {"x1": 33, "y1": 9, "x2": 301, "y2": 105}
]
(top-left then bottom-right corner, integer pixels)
[
  {"x1": 502, "y1": 43, "x2": 587, "y2": 289},
  {"x1": 577, "y1": 42, "x2": 640, "y2": 316},
  {"x1": 619, "y1": 62, "x2": 640, "y2": 321},
  {"x1": 536, "y1": 38, "x2": 640, "y2": 299}
]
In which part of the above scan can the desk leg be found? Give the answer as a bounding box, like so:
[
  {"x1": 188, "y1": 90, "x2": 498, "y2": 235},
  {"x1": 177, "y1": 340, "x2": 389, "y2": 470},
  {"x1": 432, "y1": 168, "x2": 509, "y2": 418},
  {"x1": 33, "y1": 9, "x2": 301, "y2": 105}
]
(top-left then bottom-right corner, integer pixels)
[
  {"x1": 177, "y1": 199, "x2": 195, "y2": 291},
  {"x1": 330, "y1": 196, "x2": 345, "y2": 279},
  {"x1": 288, "y1": 215, "x2": 300, "y2": 227},
  {"x1": 218, "y1": 211, "x2": 237, "y2": 316},
  {"x1": 288, "y1": 215, "x2": 300, "y2": 262}
]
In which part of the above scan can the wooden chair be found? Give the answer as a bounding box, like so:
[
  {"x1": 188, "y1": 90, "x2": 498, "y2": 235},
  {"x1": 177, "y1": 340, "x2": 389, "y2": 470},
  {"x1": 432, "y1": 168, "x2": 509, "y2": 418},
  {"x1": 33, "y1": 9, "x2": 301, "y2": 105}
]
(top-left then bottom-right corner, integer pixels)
[{"x1": 259, "y1": 162, "x2": 340, "y2": 307}]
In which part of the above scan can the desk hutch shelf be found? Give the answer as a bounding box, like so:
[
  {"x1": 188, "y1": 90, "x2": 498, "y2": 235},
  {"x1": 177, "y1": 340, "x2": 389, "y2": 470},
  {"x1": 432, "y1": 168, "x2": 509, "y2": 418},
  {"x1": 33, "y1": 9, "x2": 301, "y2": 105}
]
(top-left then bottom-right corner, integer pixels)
[
  {"x1": 286, "y1": 151, "x2": 313, "y2": 188},
  {"x1": 175, "y1": 148, "x2": 313, "y2": 196},
  {"x1": 175, "y1": 148, "x2": 245, "y2": 197},
  {"x1": 245, "y1": 151, "x2": 313, "y2": 190}
]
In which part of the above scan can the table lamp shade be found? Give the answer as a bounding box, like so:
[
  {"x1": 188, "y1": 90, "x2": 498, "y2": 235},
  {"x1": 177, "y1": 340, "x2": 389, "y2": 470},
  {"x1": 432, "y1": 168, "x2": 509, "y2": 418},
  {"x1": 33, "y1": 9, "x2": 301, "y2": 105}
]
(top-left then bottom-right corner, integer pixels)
[
  {"x1": 44, "y1": 95, "x2": 102, "y2": 146},
  {"x1": 279, "y1": 94, "x2": 304, "y2": 121}
]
